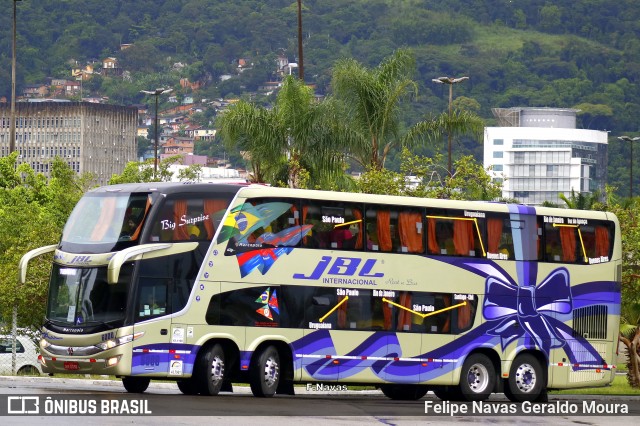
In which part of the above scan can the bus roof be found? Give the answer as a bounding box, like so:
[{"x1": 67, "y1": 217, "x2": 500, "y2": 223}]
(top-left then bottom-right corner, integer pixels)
[
  {"x1": 233, "y1": 186, "x2": 613, "y2": 221},
  {"x1": 87, "y1": 181, "x2": 249, "y2": 196}
]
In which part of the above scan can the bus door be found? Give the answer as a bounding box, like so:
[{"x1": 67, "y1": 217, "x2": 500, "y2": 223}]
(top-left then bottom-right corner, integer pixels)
[{"x1": 131, "y1": 276, "x2": 173, "y2": 376}]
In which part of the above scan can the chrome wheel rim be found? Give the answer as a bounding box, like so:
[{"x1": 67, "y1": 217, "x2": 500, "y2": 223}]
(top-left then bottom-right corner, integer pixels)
[
  {"x1": 466, "y1": 362, "x2": 490, "y2": 393},
  {"x1": 514, "y1": 363, "x2": 536, "y2": 392},
  {"x1": 263, "y1": 356, "x2": 279, "y2": 387},
  {"x1": 210, "y1": 355, "x2": 224, "y2": 385}
]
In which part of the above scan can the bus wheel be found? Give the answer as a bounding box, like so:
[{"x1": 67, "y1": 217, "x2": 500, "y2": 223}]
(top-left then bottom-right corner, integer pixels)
[
  {"x1": 433, "y1": 386, "x2": 464, "y2": 401},
  {"x1": 380, "y1": 384, "x2": 429, "y2": 400},
  {"x1": 196, "y1": 343, "x2": 226, "y2": 396},
  {"x1": 249, "y1": 345, "x2": 280, "y2": 397},
  {"x1": 177, "y1": 379, "x2": 199, "y2": 395},
  {"x1": 505, "y1": 354, "x2": 543, "y2": 402},
  {"x1": 459, "y1": 353, "x2": 495, "y2": 401},
  {"x1": 122, "y1": 376, "x2": 150, "y2": 393}
]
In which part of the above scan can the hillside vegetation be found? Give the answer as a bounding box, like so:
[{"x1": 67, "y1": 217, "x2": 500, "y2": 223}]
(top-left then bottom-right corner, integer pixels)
[{"x1": 0, "y1": 0, "x2": 638, "y2": 192}]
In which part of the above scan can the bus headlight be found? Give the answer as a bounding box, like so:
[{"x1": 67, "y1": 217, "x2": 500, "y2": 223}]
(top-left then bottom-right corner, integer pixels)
[{"x1": 96, "y1": 331, "x2": 144, "y2": 351}]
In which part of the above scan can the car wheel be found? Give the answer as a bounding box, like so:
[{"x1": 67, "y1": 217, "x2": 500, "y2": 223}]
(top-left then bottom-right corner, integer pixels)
[{"x1": 17, "y1": 365, "x2": 40, "y2": 376}]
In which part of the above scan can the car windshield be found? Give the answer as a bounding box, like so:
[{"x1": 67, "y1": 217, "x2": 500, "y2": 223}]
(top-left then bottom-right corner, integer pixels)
[{"x1": 46, "y1": 264, "x2": 131, "y2": 326}]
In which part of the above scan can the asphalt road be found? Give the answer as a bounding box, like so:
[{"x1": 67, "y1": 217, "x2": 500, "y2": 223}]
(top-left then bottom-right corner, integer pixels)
[{"x1": 0, "y1": 376, "x2": 638, "y2": 425}]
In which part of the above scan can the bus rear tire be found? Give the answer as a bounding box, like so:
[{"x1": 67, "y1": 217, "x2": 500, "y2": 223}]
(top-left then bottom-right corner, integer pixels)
[
  {"x1": 459, "y1": 353, "x2": 495, "y2": 401},
  {"x1": 122, "y1": 376, "x2": 150, "y2": 393},
  {"x1": 249, "y1": 345, "x2": 280, "y2": 397},
  {"x1": 195, "y1": 343, "x2": 226, "y2": 396},
  {"x1": 380, "y1": 384, "x2": 429, "y2": 400},
  {"x1": 505, "y1": 354, "x2": 543, "y2": 402}
]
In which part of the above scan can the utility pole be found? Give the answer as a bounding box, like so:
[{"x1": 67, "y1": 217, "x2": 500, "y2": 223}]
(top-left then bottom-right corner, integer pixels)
[
  {"x1": 297, "y1": 0, "x2": 304, "y2": 81},
  {"x1": 9, "y1": 0, "x2": 22, "y2": 154}
]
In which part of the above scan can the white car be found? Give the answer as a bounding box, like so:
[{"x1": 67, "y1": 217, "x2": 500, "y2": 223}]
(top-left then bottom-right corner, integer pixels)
[{"x1": 0, "y1": 334, "x2": 42, "y2": 376}]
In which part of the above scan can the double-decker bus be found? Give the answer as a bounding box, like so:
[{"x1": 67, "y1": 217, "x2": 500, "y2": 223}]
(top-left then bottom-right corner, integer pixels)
[{"x1": 23, "y1": 185, "x2": 621, "y2": 402}]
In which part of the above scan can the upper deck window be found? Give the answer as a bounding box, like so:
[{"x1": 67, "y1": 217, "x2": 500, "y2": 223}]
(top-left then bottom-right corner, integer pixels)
[
  {"x1": 148, "y1": 196, "x2": 230, "y2": 243},
  {"x1": 542, "y1": 216, "x2": 613, "y2": 264},
  {"x1": 61, "y1": 192, "x2": 150, "y2": 248}
]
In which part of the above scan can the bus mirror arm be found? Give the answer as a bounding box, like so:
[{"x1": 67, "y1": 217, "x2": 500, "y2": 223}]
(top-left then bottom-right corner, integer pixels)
[
  {"x1": 107, "y1": 242, "x2": 199, "y2": 284},
  {"x1": 107, "y1": 243, "x2": 172, "y2": 284},
  {"x1": 19, "y1": 245, "x2": 58, "y2": 284}
]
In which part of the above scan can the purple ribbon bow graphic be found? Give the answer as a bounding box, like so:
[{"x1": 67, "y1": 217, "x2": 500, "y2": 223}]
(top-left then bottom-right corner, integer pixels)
[{"x1": 484, "y1": 267, "x2": 572, "y2": 356}]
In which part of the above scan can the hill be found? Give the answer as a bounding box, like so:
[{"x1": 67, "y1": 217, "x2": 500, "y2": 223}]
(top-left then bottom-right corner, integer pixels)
[{"x1": 0, "y1": 0, "x2": 638, "y2": 193}]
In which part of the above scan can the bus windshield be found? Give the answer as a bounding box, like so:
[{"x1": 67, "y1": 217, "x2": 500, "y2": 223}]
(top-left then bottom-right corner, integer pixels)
[
  {"x1": 61, "y1": 192, "x2": 150, "y2": 252},
  {"x1": 46, "y1": 264, "x2": 131, "y2": 326}
]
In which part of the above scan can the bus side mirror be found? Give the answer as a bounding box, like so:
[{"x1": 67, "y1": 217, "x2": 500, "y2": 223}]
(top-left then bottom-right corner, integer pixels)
[
  {"x1": 19, "y1": 245, "x2": 58, "y2": 284},
  {"x1": 107, "y1": 242, "x2": 199, "y2": 284}
]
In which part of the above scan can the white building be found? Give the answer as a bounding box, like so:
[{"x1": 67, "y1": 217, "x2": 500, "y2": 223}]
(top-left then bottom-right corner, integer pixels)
[
  {"x1": 167, "y1": 164, "x2": 247, "y2": 183},
  {"x1": 484, "y1": 107, "x2": 608, "y2": 205}
]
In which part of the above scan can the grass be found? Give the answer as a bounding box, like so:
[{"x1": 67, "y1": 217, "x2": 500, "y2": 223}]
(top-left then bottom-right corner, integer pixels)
[{"x1": 550, "y1": 374, "x2": 640, "y2": 395}]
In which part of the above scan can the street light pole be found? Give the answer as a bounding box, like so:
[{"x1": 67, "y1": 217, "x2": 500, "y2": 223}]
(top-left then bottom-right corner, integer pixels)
[
  {"x1": 618, "y1": 136, "x2": 640, "y2": 198},
  {"x1": 432, "y1": 76, "x2": 469, "y2": 175},
  {"x1": 141, "y1": 88, "x2": 172, "y2": 178}
]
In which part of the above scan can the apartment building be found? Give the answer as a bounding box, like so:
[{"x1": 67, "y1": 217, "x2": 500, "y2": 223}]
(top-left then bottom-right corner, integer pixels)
[{"x1": 0, "y1": 101, "x2": 137, "y2": 185}]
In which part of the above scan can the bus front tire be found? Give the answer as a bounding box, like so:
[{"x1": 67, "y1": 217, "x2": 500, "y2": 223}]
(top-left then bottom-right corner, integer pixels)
[
  {"x1": 249, "y1": 345, "x2": 280, "y2": 397},
  {"x1": 504, "y1": 354, "x2": 544, "y2": 402},
  {"x1": 459, "y1": 353, "x2": 495, "y2": 401},
  {"x1": 380, "y1": 384, "x2": 429, "y2": 400},
  {"x1": 433, "y1": 386, "x2": 463, "y2": 401},
  {"x1": 177, "y1": 378, "x2": 199, "y2": 395},
  {"x1": 122, "y1": 376, "x2": 150, "y2": 393},
  {"x1": 195, "y1": 343, "x2": 226, "y2": 396}
]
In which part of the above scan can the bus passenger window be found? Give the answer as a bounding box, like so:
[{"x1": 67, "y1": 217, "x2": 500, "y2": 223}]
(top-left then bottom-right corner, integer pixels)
[
  {"x1": 544, "y1": 223, "x2": 579, "y2": 263},
  {"x1": 486, "y1": 216, "x2": 514, "y2": 260},
  {"x1": 582, "y1": 222, "x2": 612, "y2": 263},
  {"x1": 366, "y1": 206, "x2": 400, "y2": 253},
  {"x1": 398, "y1": 210, "x2": 424, "y2": 254},
  {"x1": 301, "y1": 201, "x2": 363, "y2": 250},
  {"x1": 453, "y1": 220, "x2": 476, "y2": 256},
  {"x1": 428, "y1": 220, "x2": 454, "y2": 255}
]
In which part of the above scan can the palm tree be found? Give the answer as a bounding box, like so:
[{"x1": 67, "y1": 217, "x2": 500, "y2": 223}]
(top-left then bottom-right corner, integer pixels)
[
  {"x1": 558, "y1": 189, "x2": 603, "y2": 210},
  {"x1": 331, "y1": 49, "x2": 484, "y2": 171},
  {"x1": 218, "y1": 76, "x2": 349, "y2": 188},
  {"x1": 620, "y1": 300, "x2": 640, "y2": 388}
]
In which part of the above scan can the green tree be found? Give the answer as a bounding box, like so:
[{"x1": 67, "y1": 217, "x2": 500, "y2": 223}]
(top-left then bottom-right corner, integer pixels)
[
  {"x1": 355, "y1": 148, "x2": 502, "y2": 201},
  {"x1": 0, "y1": 154, "x2": 89, "y2": 330},
  {"x1": 109, "y1": 155, "x2": 200, "y2": 184},
  {"x1": 331, "y1": 49, "x2": 422, "y2": 170},
  {"x1": 332, "y1": 49, "x2": 483, "y2": 172},
  {"x1": 218, "y1": 75, "x2": 352, "y2": 189},
  {"x1": 558, "y1": 189, "x2": 604, "y2": 210},
  {"x1": 605, "y1": 190, "x2": 640, "y2": 388}
]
